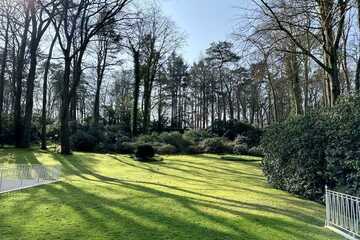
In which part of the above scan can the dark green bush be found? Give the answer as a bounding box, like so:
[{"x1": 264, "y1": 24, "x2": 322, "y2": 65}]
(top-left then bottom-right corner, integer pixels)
[
  {"x1": 324, "y1": 96, "x2": 360, "y2": 196},
  {"x1": 100, "y1": 125, "x2": 130, "y2": 145},
  {"x1": 94, "y1": 143, "x2": 114, "y2": 153},
  {"x1": 262, "y1": 96, "x2": 360, "y2": 201},
  {"x1": 262, "y1": 113, "x2": 328, "y2": 201},
  {"x1": 136, "y1": 133, "x2": 161, "y2": 144},
  {"x1": 135, "y1": 144, "x2": 155, "y2": 161},
  {"x1": 71, "y1": 130, "x2": 98, "y2": 152},
  {"x1": 234, "y1": 135, "x2": 249, "y2": 145},
  {"x1": 186, "y1": 144, "x2": 204, "y2": 154},
  {"x1": 159, "y1": 132, "x2": 192, "y2": 153},
  {"x1": 87, "y1": 126, "x2": 106, "y2": 143},
  {"x1": 156, "y1": 144, "x2": 177, "y2": 155},
  {"x1": 200, "y1": 137, "x2": 231, "y2": 154},
  {"x1": 233, "y1": 144, "x2": 249, "y2": 155},
  {"x1": 117, "y1": 142, "x2": 136, "y2": 154},
  {"x1": 0, "y1": 127, "x2": 15, "y2": 145},
  {"x1": 211, "y1": 120, "x2": 262, "y2": 146},
  {"x1": 183, "y1": 130, "x2": 214, "y2": 143},
  {"x1": 248, "y1": 146, "x2": 264, "y2": 157},
  {"x1": 137, "y1": 132, "x2": 192, "y2": 153}
]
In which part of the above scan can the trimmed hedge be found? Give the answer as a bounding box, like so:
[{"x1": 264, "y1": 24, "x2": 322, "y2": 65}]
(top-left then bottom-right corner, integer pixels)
[{"x1": 262, "y1": 96, "x2": 360, "y2": 201}]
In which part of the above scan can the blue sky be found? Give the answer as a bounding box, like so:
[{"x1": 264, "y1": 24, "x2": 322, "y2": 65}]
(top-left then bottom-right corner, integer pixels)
[{"x1": 160, "y1": 0, "x2": 254, "y2": 63}]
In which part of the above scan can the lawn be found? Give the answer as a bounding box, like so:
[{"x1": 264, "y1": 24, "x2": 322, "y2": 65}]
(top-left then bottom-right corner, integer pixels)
[{"x1": 0, "y1": 148, "x2": 340, "y2": 240}]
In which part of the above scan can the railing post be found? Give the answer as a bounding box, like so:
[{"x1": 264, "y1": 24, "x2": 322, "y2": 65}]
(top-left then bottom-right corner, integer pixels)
[
  {"x1": 37, "y1": 166, "x2": 40, "y2": 183},
  {"x1": 20, "y1": 165, "x2": 23, "y2": 188},
  {"x1": 325, "y1": 185, "x2": 329, "y2": 227}
]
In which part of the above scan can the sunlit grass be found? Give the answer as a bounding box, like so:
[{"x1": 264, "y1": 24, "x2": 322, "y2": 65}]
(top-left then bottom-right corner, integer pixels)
[{"x1": 0, "y1": 148, "x2": 340, "y2": 240}]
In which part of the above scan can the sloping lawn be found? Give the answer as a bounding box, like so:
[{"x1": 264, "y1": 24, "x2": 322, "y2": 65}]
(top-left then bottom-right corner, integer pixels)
[{"x1": 0, "y1": 148, "x2": 340, "y2": 240}]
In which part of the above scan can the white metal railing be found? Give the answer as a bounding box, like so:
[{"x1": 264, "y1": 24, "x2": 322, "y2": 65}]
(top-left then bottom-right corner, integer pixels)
[
  {"x1": 0, "y1": 164, "x2": 61, "y2": 194},
  {"x1": 325, "y1": 186, "x2": 360, "y2": 240}
]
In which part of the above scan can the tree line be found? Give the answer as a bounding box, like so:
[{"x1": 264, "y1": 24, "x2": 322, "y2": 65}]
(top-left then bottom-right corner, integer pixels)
[
  {"x1": 237, "y1": 0, "x2": 360, "y2": 122},
  {"x1": 0, "y1": 0, "x2": 358, "y2": 154}
]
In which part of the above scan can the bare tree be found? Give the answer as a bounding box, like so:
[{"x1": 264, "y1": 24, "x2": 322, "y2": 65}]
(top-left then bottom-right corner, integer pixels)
[
  {"x1": 257, "y1": 0, "x2": 348, "y2": 106},
  {"x1": 139, "y1": 6, "x2": 183, "y2": 133},
  {"x1": 22, "y1": 0, "x2": 58, "y2": 147},
  {"x1": 0, "y1": 0, "x2": 12, "y2": 145},
  {"x1": 53, "y1": 0, "x2": 131, "y2": 154},
  {"x1": 41, "y1": 31, "x2": 58, "y2": 150},
  {"x1": 123, "y1": 11, "x2": 146, "y2": 137}
]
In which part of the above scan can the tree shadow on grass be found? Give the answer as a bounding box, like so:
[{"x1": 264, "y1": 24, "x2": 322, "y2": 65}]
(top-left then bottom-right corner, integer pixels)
[
  {"x1": 111, "y1": 155, "x2": 218, "y2": 186},
  {"x1": 82, "y1": 153, "x2": 322, "y2": 219},
  {"x1": 50, "y1": 153, "x2": 327, "y2": 227},
  {"x1": 109, "y1": 155, "x2": 264, "y2": 191},
  {"x1": 53, "y1": 152, "x2": 328, "y2": 223},
  {"x1": 12, "y1": 181, "x2": 253, "y2": 240},
  {"x1": 0, "y1": 150, "x2": 339, "y2": 240},
  {"x1": 0, "y1": 147, "x2": 42, "y2": 165},
  {"x1": 169, "y1": 160, "x2": 264, "y2": 180},
  {"x1": 2, "y1": 179, "x2": 335, "y2": 240}
]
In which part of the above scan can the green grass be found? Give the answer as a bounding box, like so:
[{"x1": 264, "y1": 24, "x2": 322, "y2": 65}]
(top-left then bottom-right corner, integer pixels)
[{"x1": 0, "y1": 148, "x2": 340, "y2": 240}]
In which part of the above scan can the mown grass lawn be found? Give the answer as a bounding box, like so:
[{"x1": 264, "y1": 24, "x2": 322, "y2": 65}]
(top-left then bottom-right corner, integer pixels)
[{"x1": 0, "y1": 148, "x2": 340, "y2": 240}]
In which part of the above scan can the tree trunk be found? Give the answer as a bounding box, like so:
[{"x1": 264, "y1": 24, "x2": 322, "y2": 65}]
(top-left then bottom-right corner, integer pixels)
[
  {"x1": 70, "y1": 91, "x2": 77, "y2": 123},
  {"x1": 355, "y1": 0, "x2": 360, "y2": 91},
  {"x1": 211, "y1": 86, "x2": 215, "y2": 125},
  {"x1": 10, "y1": 43, "x2": 16, "y2": 114},
  {"x1": 131, "y1": 50, "x2": 141, "y2": 137},
  {"x1": 143, "y1": 80, "x2": 151, "y2": 133},
  {"x1": 157, "y1": 76, "x2": 163, "y2": 132},
  {"x1": 356, "y1": 59, "x2": 360, "y2": 92},
  {"x1": 69, "y1": 51, "x2": 85, "y2": 134},
  {"x1": 0, "y1": 19, "x2": 10, "y2": 145},
  {"x1": 93, "y1": 40, "x2": 108, "y2": 128},
  {"x1": 14, "y1": 7, "x2": 31, "y2": 147},
  {"x1": 60, "y1": 100, "x2": 71, "y2": 154},
  {"x1": 23, "y1": 8, "x2": 39, "y2": 148},
  {"x1": 318, "y1": 0, "x2": 345, "y2": 106},
  {"x1": 143, "y1": 51, "x2": 158, "y2": 134},
  {"x1": 41, "y1": 34, "x2": 57, "y2": 150},
  {"x1": 226, "y1": 85, "x2": 234, "y2": 121},
  {"x1": 236, "y1": 88, "x2": 241, "y2": 121},
  {"x1": 328, "y1": 49, "x2": 341, "y2": 105},
  {"x1": 286, "y1": 44, "x2": 303, "y2": 116},
  {"x1": 304, "y1": 55, "x2": 310, "y2": 113},
  {"x1": 341, "y1": 27, "x2": 351, "y2": 94},
  {"x1": 202, "y1": 86, "x2": 207, "y2": 129},
  {"x1": 229, "y1": 97, "x2": 234, "y2": 121},
  {"x1": 93, "y1": 87, "x2": 101, "y2": 126},
  {"x1": 60, "y1": 56, "x2": 72, "y2": 155}
]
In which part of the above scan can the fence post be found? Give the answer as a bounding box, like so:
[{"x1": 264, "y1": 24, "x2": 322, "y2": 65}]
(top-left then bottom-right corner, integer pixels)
[
  {"x1": 325, "y1": 185, "x2": 329, "y2": 227},
  {"x1": 20, "y1": 165, "x2": 23, "y2": 188},
  {"x1": 37, "y1": 166, "x2": 40, "y2": 183}
]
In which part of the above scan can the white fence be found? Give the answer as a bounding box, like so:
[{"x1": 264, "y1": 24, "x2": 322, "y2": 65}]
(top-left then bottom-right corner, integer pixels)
[
  {"x1": 325, "y1": 186, "x2": 360, "y2": 240},
  {"x1": 0, "y1": 164, "x2": 61, "y2": 194}
]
